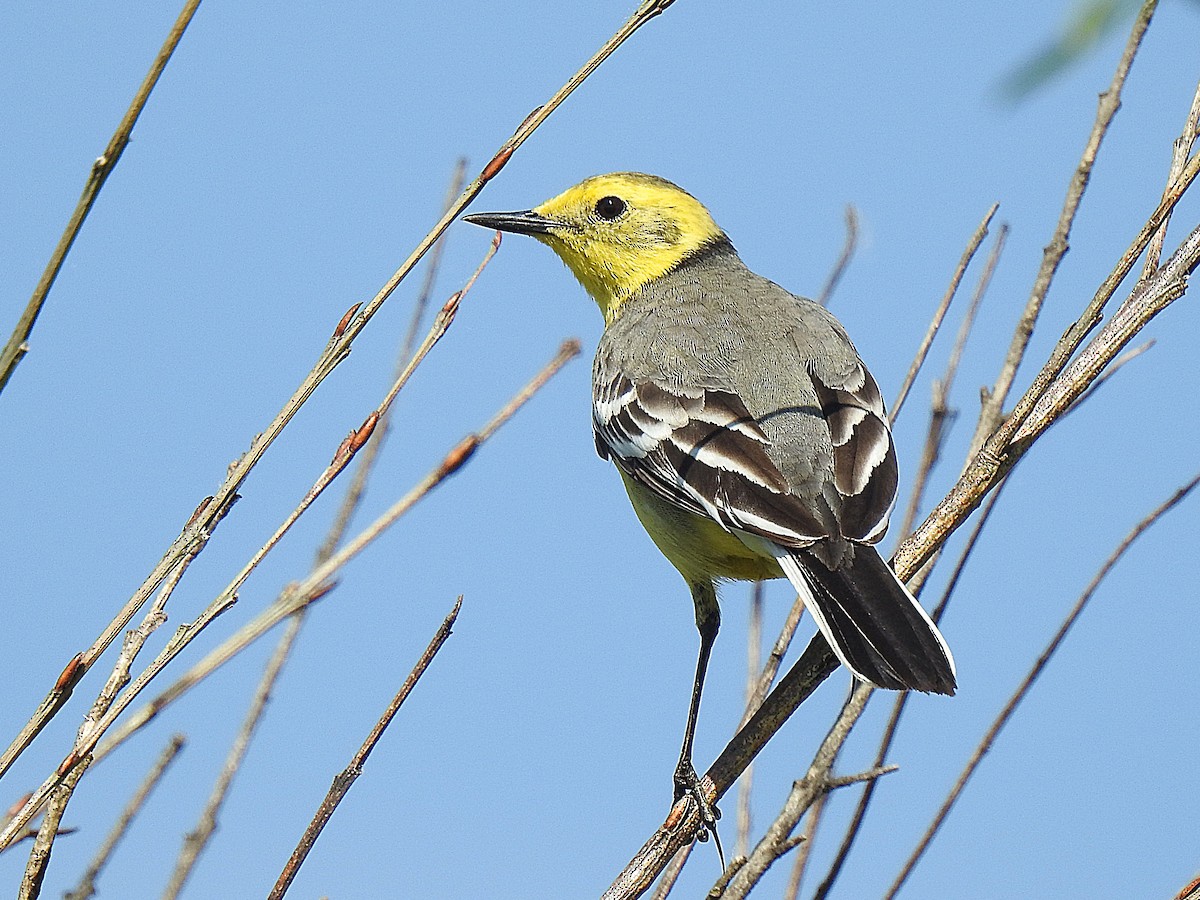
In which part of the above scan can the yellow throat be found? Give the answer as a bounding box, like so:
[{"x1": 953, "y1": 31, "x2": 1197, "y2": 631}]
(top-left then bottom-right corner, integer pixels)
[{"x1": 467, "y1": 173, "x2": 728, "y2": 323}]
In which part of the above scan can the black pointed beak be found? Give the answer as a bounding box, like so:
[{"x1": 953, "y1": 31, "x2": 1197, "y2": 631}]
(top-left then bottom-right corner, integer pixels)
[{"x1": 462, "y1": 209, "x2": 561, "y2": 236}]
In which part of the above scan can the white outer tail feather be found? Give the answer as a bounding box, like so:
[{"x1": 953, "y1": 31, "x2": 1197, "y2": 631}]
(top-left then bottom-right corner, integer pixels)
[{"x1": 772, "y1": 545, "x2": 957, "y2": 689}]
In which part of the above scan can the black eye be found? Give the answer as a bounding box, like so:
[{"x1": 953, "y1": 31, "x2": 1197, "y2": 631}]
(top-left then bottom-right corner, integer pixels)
[{"x1": 595, "y1": 195, "x2": 626, "y2": 220}]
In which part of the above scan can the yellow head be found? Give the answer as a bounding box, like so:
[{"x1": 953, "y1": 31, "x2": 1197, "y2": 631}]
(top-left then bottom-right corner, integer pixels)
[{"x1": 464, "y1": 173, "x2": 727, "y2": 323}]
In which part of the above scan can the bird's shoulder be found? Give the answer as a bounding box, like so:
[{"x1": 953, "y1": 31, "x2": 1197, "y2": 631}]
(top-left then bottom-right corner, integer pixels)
[{"x1": 596, "y1": 246, "x2": 865, "y2": 397}]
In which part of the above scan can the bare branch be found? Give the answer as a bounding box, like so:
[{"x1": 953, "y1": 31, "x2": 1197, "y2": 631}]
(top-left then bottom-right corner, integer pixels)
[
  {"x1": 735, "y1": 583, "x2": 765, "y2": 860},
  {"x1": 816, "y1": 205, "x2": 859, "y2": 307},
  {"x1": 88, "y1": 341, "x2": 577, "y2": 763},
  {"x1": 896, "y1": 224, "x2": 1008, "y2": 541},
  {"x1": 160, "y1": 615, "x2": 295, "y2": 900},
  {"x1": 0, "y1": 0, "x2": 202, "y2": 394},
  {"x1": 886, "y1": 472, "x2": 1200, "y2": 899},
  {"x1": 0, "y1": 341, "x2": 580, "y2": 852},
  {"x1": 64, "y1": 736, "x2": 185, "y2": 900},
  {"x1": 1141, "y1": 79, "x2": 1200, "y2": 280},
  {"x1": 718, "y1": 684, "x2": 872, "y2": 899},
  {"x1": 647, "y1": 843, "x2": 693, "y2": 900},
  {"x1": 18, "y1": 756, "x2": 88, "y2": 900},
  {"x1": 1014, "y1": 220, "x2": 1199, "y2": 445},
  {"x1": 317, "y1": 158, "x2": 468, "y2": 566},
  {"x1": 981, "y1": 0, "x2": 1160, "y2": 438},
  {"x1": 892, "y1": 204, "x2": 998, "y2": 421},
  {"x1": 268, "y1": 597, "x2": 462, "y2": 900}
]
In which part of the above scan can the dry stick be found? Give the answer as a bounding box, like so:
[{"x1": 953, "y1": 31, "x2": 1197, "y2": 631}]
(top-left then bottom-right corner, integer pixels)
[
  {"x1": 0, "y1": 0, "x2": 202, "y2": 394},
  {"x1": 982, "y1": 0, "x2": 1159, "y2": 440},
  {"x1": 269, "y1": 597, "x2": 462, "y2": 899},
  {"x1": 896, "y1": 150, "x2": 1199, "y2": 587},
  {"x1": 885, "y1": 473, "x2": 1200, "y2": 900},
  {"x1": 4, "y1": 234, "x2": 497, "y2": 865},
  {"x1": 716, "y1": 684, "x2": 872, "y2": 900},
  {"x1": 647, "y1": 843, "x2": 694, "y2": 900},
  {"x1": 606, "y1": 14, "x2": 1182, "y2": 896},
  {"x1": 813, "y1": 333, "x2": 1155, "y2": 900},
  {"x1": 896, "y1": 224, "x2": 1008, "y2": 542},
  {"x1": 892, "y1": 205, "x2": 999, "y2": 421},
  {"x1": 318, "y1": 159, "x2": 467, "y2": 566},
  {"x1": 63, "y1": 735, "x2": 185, "y2": 900},
  {"x1": 89, "y1": 340, "x2": 578, "y2": 763},
  {"x1": 17, "y1": 761, "x2": 87, "y2": 900},
  {"x1": 782, "y1": 792, "x2": 825, "y2": 900},
  {"x1": 398, "y1": 159, "x2": 470, "y2": 369},
  {"x1": 0, "y1": 0, "x2": 674, "y2": 784},
  {"x1": 811, "y1": 479, "x2": 1008, "y2": 900},
  {"x1": 744, "y1": 598, "x2": 805, "y2": 723},
  {"x1": 162, "y1": 163, "x2": 470, "y2": 898},
  {"x1": 16, "y1": 516, "x2": 214, "y2": 883},
  {"x1": 816, "y1": 206, "x2": 860, "y2": 307},
  {"x1": 735, "y1": 582, "x2": 765, "y2": 861},
  {"x1": 1140, "y1": 79, "x2": 1200, "y2": 282},
  {"x1": 159, "y1": 624, "x2": 291, "y2": 900},
  {"x1": 0, "y1": 341, "x2": 579, "y2": 853},
  {"x1": 1014, "y1": 216, "x2": 1199, "y2": 447}
]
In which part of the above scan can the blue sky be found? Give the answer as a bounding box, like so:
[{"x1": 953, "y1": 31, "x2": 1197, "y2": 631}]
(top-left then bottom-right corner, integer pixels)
[{"x1": 2, "y1": 3, "x2": 1199, "y2": 898}]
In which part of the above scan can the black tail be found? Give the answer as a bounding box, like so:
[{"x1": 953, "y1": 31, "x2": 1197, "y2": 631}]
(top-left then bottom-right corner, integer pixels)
[{"x1": 781, "y1": 547, "x2": 956, "y2": 695}]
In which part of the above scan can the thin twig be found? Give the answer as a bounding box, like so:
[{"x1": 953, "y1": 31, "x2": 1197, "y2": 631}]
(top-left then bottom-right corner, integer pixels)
[
  {"x1": 162, "y1": 160, "x2": 473, "y2": 897},
  {"x1": 0, "y1": 237, "x2": 495, "y2": 852},
  {"x1": 317, "y1": 159, "x2": 468, "y2": 566},
  {"x1": 812, "y1": 478, "x2": 1009, "y2": 900},
  {"x1": 885, "y1": 472, "x2": 1200, "y2": 899},
  {"x1": 89, "y1": 341, "x2": 579, "y2": 769},
  {"x1": 64, "y1": 736, "x2": 185, "y2": 900},
  {"x1": 14, "y1": 516, "x2": 213, "y2": 873},
  {"x1": 741, "y1": 595, "x2": 805, "y2": 730},
  {"x1": 895, "y1": 172, "x2": 1198, "y2": 584},
  {"x1": 160, "y1": 621, "x2": 295, "y2": 900},
  {"x1": 717, "y1": 684, "x2": 872, "y2": 899},
  {"x1": 0, "y1": 341, "x2": 580, "y2": 852},
  {"x1": 18, "y1": 756, "x2": 88, "y2": 900},
  {"x1": 166, "y1": 164, "x2": 475, "y2": 897},
  {"x1": 648, "y1": 843, "x2": 694, "y2": 900},
  {"x1": 816, "y1": 206, "x2": 859, "y2": 307},
  {"x1": 735, "y1": 583, "x2": 765, "y2": 860},
  {"x1": 0, "y1": 0, "x2": 203, "y2": 394},
  {"x1": 0, "y1": 0, "x2": 672, "y2": 785},
  {"x1": 892, "y1": 205, "x2": 998, "y2": 421},
  {"x1": 398, "y1": 159, "x2": 469, "y2": 368},
  {"x1": 980, "y1": 0, "x2": 1159, "y2": 440},
  {"x1": 896, "y1": 224, "x2": 1008, "y2": 541},
  {"x1": 268, "y1": 597, "x2": 462, "y2": 900},
  {"x1": 1014, "y1": 219, "x2": 1199, "y2": 446},
  {"x1": 782, "y1": 793, "x2": 825, "y2": 900},
  {"x1": 1140, "y1": 79, "x2": 1200, "y2": 281}
]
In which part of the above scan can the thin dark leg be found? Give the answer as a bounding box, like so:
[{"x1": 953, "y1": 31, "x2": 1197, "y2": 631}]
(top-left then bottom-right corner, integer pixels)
[{"x1": 673, "y1": 580, "x2": 723, "y2": 861}]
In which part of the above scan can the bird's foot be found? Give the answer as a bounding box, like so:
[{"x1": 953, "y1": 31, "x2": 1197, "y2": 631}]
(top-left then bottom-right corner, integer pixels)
[{"x1": 672, "y1": 759, "x2": 725, "y2": 868}]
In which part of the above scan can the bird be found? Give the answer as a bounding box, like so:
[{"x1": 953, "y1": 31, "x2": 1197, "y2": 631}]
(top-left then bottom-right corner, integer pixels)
[{"x1": 464, "y1": 172, "x2": 955, "y2": 838}]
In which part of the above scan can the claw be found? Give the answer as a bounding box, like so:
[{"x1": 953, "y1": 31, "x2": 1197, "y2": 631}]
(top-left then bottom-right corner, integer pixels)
[{"x1": 672, "y1": 760, "x2": 725, "y2": 868}]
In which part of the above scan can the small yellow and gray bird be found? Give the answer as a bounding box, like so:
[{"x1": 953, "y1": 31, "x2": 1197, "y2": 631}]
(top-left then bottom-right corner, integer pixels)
[{"x1": 465, "y1": 172, "x2": 955, "y2": 830}]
